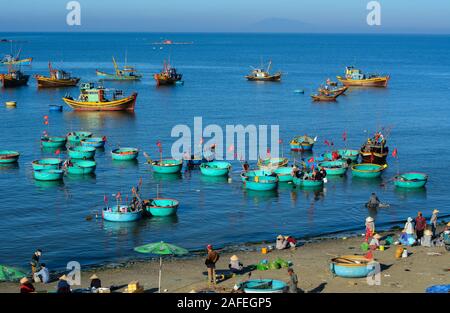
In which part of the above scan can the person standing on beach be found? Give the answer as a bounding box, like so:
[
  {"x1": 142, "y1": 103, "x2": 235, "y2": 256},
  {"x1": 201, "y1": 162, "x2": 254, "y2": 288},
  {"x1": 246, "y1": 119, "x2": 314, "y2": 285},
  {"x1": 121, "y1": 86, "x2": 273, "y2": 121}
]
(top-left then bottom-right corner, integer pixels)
[
  {"x1": 30, "y1": 249, "x2": 42, "y2": 275},
  {"x1": 287, "y1": 268, "x2": 299, "y2": 293},
  {"x1": 365, "y1": 217, "x2": 375, "y2": 242},
  {"x1": 430, "y1": 209, "x2": 439, "y2": 238},
  {"x1": 205, "y1": 245, "x2": 219, "y2": 288},
  {"x1": 414, "y1": 212, "x2": 427, "y2": 243}
]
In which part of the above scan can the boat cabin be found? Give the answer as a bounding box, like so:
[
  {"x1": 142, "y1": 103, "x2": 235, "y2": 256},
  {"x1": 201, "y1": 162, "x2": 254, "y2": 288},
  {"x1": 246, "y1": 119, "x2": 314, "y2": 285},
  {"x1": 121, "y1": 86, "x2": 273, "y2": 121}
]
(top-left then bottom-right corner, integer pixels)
[
  {"x1": 345, "y1": 66, "x2": 365, "y2": 80},
  {"x1": 78, "y1": 83, "x2": 124, "y2": 102},
  {"x1": 251, "y1": 69, "x2": 269, "y2": 78}
]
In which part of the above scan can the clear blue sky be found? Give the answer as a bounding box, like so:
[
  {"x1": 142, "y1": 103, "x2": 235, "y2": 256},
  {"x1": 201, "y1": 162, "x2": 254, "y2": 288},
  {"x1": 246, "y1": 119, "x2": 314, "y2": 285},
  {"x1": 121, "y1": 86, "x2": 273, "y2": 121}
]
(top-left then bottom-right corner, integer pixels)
[{"x1": 1, "y1": 0, "x2": 449, "y2": 33}]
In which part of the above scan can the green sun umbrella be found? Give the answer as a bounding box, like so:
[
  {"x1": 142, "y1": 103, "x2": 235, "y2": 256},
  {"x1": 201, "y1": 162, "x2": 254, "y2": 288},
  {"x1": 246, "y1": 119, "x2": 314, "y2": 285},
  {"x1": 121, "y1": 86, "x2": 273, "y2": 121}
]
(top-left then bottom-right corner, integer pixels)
[
  {"x1": 134, "y1": 241, "x2": 188, "y2": 293},
  {"x1": 0, "y1": 265, "x2": 27, "y2": 282}
]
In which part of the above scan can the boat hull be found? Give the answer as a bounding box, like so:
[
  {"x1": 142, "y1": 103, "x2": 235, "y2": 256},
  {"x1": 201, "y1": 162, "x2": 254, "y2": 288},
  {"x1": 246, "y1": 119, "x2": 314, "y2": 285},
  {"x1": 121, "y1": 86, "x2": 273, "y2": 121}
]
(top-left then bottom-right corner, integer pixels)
[
  {"x1": 35, "y1": 75, "x2": 80, "y2": 88},
  {"x1": 293, "y1": 177, "x2": 324, "y2": 188},
  {"x1": 0, "y1": 75, "x2": 30, "y2": 88},
  {"x1": 351, "y1": 163, "x2": 387, "y2": 178},
  {"x1": 34, "y1": 169, "x2": 64, "y2": 181},
  {"x1": 318, "y1": 160, "x2": 348, "y2": 176},
  {"x1": 67, "y1": 131, "x2": 93, "y2": 145},
  {"x1": 102, "y1": 207, "x2": 143, "y2": 222},
  {"x1": 394, "y1": 172, "x2": 428, "y2": 188},
  {"x1": 151, "y1": 159, "x2": 183, "y2": 174},
  {"x1": 337, "y1": 76, "x2": 390, "y2": 87},
  {"x1": 243, "y1": 174, "x2": 278, "y2": 191},
  {"x1": 360, "y1": 151, "x2": 388, "y2": 165},
  {"x1": 274, "y1": 167, "x2": 293, "y2": 182},
  {"x1": 111, "y1": 148, "x2": 139, "y2": 161},
  {"x1": 239, "y1": 280, "x2": 286, "y2": 293},
  {"x1": 199, "y1": 161, "x2": 231, "y2": 177},
  {"x1": 96, "y1": 70, "x2": 142, "y2": 81},
  {"x1": 80, "y1": 137, "x2": 106, "y2": 149},
  {"x1": 32, "y1": 158, "x2": 62, "y2": 170},
  {"x1": 145, "y1": 198, "x2": 179, "y2": 217},
  {"x1": 66, "y1": 160, "x2": 96, "y2": 175},
  {"x1": 246, "y1": 73, "x2": 282, "y2": 81},
  {"x1": 0, "y1": 151, "x2": 20, "y2": 163},
  {"x1": 62, "y1": 93, "x2": 137, "y2": 112},
  {"x1": 41, "y1": 136, "x2": 67, "y2": 148},
  {"x1": 68, "y1": 146, "x2": 96, "y2": 159},
  {"x1": 330, "y1": 255, "x2": 376, "y2": 278}
]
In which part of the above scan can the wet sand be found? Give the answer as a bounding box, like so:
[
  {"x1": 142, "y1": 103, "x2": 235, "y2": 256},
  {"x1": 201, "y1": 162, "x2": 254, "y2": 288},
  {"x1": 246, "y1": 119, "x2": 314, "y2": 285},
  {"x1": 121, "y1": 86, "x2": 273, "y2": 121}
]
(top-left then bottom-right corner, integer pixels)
[{"x1": 1, "y1": 227, "x2": 448, "y2": 293}]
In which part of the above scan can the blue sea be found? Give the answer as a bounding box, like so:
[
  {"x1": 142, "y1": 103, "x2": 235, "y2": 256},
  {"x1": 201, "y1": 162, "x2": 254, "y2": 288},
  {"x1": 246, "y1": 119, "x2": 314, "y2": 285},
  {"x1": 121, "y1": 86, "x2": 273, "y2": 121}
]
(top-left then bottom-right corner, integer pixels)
[{"x1": 1, "y1": 33, "x2": 449, "y2": 269}]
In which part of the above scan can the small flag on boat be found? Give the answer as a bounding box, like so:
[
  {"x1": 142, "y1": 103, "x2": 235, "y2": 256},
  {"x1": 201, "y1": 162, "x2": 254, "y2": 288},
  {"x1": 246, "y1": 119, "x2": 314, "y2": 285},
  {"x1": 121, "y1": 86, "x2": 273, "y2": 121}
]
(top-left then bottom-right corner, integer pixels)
[
  {"x1": 342, "y1": 131, "x2": 347, "y2": 141},
  {"x1": 104, "y1": 195, "x2": 108, "y2": 204},
  {"x1": 392, "y1": 148, "x2": 398, "y2": 158},
  {"x1": 324, "y1": 140, "x2": 330, "y2": 146},
  {"x1": 308, "y1": 157, "x2": 315, "y2": 163},
  {"x1": 55, "y1": 149, "x2": 60, "y2": 155}
]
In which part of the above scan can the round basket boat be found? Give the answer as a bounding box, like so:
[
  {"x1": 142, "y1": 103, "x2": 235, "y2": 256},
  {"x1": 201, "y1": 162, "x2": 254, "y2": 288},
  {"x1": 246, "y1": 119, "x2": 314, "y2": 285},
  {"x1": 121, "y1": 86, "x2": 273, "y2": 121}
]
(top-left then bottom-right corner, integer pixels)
[
  {"x1": 151, "y1": 159, "x2": 183, "y2": 174},
  {"x1": 68, "y1": 146, "x2": 96, "y2": 159},
  {"x1": 102, "y1": 205, "x2": 143, "y2": 222},
  {"x1": 290, "y1": 135, "x2": 315, "y2": 151},
  {"x1": 318, "y1": 160, "x2": 348, "y2": 176},
  {"x1": 33, "y1": 169, "x2": 64, "y2": 181},
  {"x1": 241, "y1": 170, "x2": 275, "y2": 182},
  {"x1": 338, "y1": 149, "x2": 359, "y2": 162},
  {"x1": 66, "y1": 160, "x2": 96, "y2": 175},
  {"x1": 0, "y1": 150, "x2": 20, "y2": 164},
  {"x1": 274, "y1": 167, "x2": 294, "y2": 182},
  {"x1": 32, "y1": 158, "x2": 63, "y2": 170},
  {"x1": 257, "y1": 157, "x2": 288, "y2": 170},
  {"x1": 111, "y1": 147, "x2": 139, "y2": 161},
  {"x1": 243, "y1": 174, "x2": 278, "y2": 191},
  {"x1": 199, "y1": 161, "x2": 231, "y2": 177},
  {"x1": 238, "y1": 279, "x2": 286, "y2": 293},
  {"x1": 67, "y1": 131, "x2": 93, "y2": 145},
  {"x1": 41, "y1": 136, "x2": 67, "y2": 148},
  {"x1": 145, "y1": 198, "x2": 179, "y2": 217},
  {"x1": 293, "y1": 176, "x2": 324, "y2": 188},
  {"x1": 352, "y1": 163, "x2": 387, "y2": 178},
  {"x1": 80, "y1": 137, "x2": 106, "y2": 149},
  {"x1": 394, "y1": 172, "x2": 428, "y2": 188},
  {"x1": 330, "y1": 255, "x2": 376, "y2": 278}
]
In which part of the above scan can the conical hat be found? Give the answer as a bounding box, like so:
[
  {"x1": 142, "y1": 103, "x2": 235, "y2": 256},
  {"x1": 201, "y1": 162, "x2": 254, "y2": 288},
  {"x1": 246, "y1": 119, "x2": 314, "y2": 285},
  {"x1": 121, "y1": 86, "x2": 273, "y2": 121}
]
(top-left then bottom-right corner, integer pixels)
[
  {"x1": 230, "y1": 255, "x2": 239, "y2": 261},
  {"x1": 90, "y1": 274, "x2": 98, "y2": 280}
]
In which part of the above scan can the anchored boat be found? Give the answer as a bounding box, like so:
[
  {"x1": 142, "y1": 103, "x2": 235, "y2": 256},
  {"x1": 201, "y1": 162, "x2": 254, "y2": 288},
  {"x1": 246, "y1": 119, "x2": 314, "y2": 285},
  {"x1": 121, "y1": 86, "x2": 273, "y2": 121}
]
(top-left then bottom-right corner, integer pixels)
[
  {"x1": 293, "y1": 174, "x2": 324, "y2": 189},
  {"x1": 351, "y1": 163, "x2": 387, "y2": 178},
  {"x1": 80, "y1": 137, "x2": 106, "y2": 148},
  {"x1": 62, "y1": 82, "x2": 138, "y2": 112},
  {"x1": 67, "y1": 131, "x2": 93, "y2": 146},
  {"x1": 318, "y1": 160, "x2": 348, "y2": 176},
  {"x1": 245, "y1": 60, "x2": 281, "y2": 81},
  {"x1": 96, "y1": 56, "x2": 142, "y2": 81},
  {"x1": 144, "y1": 198, "x2": 179, "y2": 217},
  {"x1": 393, "y1": 172, "x2": 428, "y2": 188},
  {"x1": 290, "y1": 135, "x2": 315, "y2": 151},
  {"x1": 0, "y1": 150, "x2": 20, "y2": 163},
  {"x1": 65, "y1": 160, "x2": 96, "y2": 175},
  {"x1": 337, "y1": 66, "x2": 390, "y2": 87},
  {"x1": 102, "y1": 205, "x2": 143, "y2": 222},
  {"x1": 360, "y1": 133, "x2": 388, "y2": 165},
  {"x1": 330, "y1": 255, "x2": 377, "y2": 278},
  {"x1": 154, "y1": 60, "x2": 183, "y2": 86},
  {"x1": 0, "y1": 68, "x2": 29, "y2": 88},
  {"x1": 33, "y1": 169, "x2": 64, "y2": 181},
  {"x1": 274, "y1": 167, "x2": 294, "y2": 182},
  {"x1": 68, "y1": 146, "x2": 96, "y2": 159},
  {"x1": 242, "y1": 170, "x2": 278, "y2": 191},
  {"x1": 41, "y1": 136, "x2": 67, "y2": 148},
  {"x1": 35, "y1": 62, "x2": 80, "y2": 88},
  {"x1": 111, "y1": 147, "x2": 139, "y2": 161},
  {"x1": 257, "y1": 157, "x2": 288, "y2": 170},
  {"x1": 199, "y1": 161, "x2": 231, "y2": 177},
  {"x1": 32, "y1": 158, "x2": 63, "y2": 170},
  {"x1": 150, "y1": 159, "x2": 183, "y2": 174}
]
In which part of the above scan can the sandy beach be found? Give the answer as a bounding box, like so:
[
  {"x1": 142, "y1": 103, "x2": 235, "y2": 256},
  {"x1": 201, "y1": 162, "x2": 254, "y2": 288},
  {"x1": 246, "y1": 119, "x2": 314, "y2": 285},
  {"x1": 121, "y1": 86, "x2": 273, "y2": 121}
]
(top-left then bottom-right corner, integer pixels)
[{"x1": 1, "y1": 226, "x2": 448, "y2": 293}]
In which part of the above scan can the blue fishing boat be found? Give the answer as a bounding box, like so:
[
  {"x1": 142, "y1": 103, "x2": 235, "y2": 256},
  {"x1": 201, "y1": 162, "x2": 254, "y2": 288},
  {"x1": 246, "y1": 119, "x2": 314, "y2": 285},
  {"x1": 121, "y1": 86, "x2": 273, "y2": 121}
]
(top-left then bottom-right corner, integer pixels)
[
  {"x1": 150, "y1": 159, "x2": 183, "y2": 174},
  {"x1": 0, "y1": 150, "x2": 19, "y2": 163},
  {"x1": 274, "y1": 167, "x2": 294, "y2": 182},
  {"x1": 41, "y1": 136, "x2": 67, "y2": 148},
  {"x1": 68, "y1": 146, "x2": 96, "y2": 159},
  {"x1": 318, "y1": 160, "x2": 348, "y2": 176},
  {"x1": 290, "y1": 135, "x2": 315, "y2": 151},
  {"x1": 80, "y1": 137, "x2": 106, "y2": 149},
  {"x1": 241, "y1": 169, "x2": 274, "y2": 182},
  {"x1": 330, "y1": 255, "x2": 376, "y2": 278},
  {"x1": 352, "y1": 163, "x2": 387, "y2": 178},
  {"x1": 65, "y1": 160, "x2": 96, "y2": 175},
  {"x1": 67, "y1": 131, "x2": 93, "y2": 146},
  {"x1": 237, "y1": 279, "x2": 286, "y2": 293},
  {"x1": 293, "y1": 173, "x2": 324, "y2": 188},
  {"x1": 31, "y1": 158, "x2": 63, "y2": 170},
  {"x1": 393, "y1": 172, "x2": 428, "y2": 188},
  {"x1": 242, "y1": 170, "x2": 278, "y2": 191},
  {"x1": 102, "y1": 205, "x2": 143, "y2": 222},
  {"x1": 111, "y1": 147, "x2": 139, "y2": 161},
  {"x1": 199, "y1": 161, "x2": 231, "y2": 177},
  {"x1": 144, "y1": 198, "x2": 179, "y2": 217},
  {"x1": 33, "y1": 169, "x2": 64, "y2": 181}
]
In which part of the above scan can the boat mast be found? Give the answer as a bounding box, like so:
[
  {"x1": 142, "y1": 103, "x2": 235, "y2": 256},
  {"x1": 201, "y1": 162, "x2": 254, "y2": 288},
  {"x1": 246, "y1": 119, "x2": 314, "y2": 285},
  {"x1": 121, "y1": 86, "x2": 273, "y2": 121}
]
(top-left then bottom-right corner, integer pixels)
[
  {"x1": 266, "y1": 60, "x2": 272, "y2": 74},
  {"x1": 112, "y1": 56, "x2": 120, "y2": 76}
]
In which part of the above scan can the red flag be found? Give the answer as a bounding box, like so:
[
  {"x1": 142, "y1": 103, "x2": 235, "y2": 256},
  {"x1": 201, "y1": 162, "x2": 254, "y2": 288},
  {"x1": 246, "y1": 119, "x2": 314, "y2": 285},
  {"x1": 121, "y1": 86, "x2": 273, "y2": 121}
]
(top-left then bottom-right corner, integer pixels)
[
  {"x1": 55, "y1": 149, "x2": 60, "y2": 155},
  {"x1": 342, "y1": 131, "x2": 347, "y2": 141},
  {"x1": 102, "y1": 136, "x2": 107, "y2": 142},
  {"x1": 104, "y1": 195, "x2": 108, "y2": 204},
  {"x1": 308, "y1": 157, "x2": 315, "y2": 163},
  {"x1": 115, "y1": 192, "x2": 121, "y2": 200},
  {"x1": 392, "y1": 148, "x2": 398, "y2": 158},
  {"x1": 310, "y1": 164, "x2": 315, "y2": 170},
  {"x1": 156, "y1": 140, "x2": 162, "y2": 153},
  {"x1": 324, "y1": 140, "x2": 330, "y2": 146}
]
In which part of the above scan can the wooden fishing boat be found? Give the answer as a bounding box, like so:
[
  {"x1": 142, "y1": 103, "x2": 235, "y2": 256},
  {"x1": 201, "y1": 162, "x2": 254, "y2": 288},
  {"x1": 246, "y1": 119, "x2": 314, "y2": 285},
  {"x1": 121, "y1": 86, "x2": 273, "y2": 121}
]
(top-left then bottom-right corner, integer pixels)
[
  {"x1": 199, "y1": 161, "x2": 231, "y2": 177},
  {"x1": 62, "y1": 83, "x2": 138, "y2": 112},
  {"x1": 96, "y1": 57, "x2": 142, "y2": 81},
  {"x1": 41, "y1": 136, "x2": 67, "y2": 148},
  {"x1": 68, "y1": 146, "x2": 96, "y2": 159},
  {"x1": 154, "y1": 60, "x2": 183, "y2": 86},
  {"x1": 360, "y1": 135, "x2": 388, "y2": 165},
  {"x1": 337, "y1": 66, "x2": 390, "y2": 87},
  {"x1": 245, "y1": 60, "x2": 281, "y2": 81},
  {"x1": 290, "y1": 135, "x2": 315, "y2": 151},
  {"x1": 237, "y1": 279, "x2": 286, "y2": 293},
  {"x1": 102, "y1": 205, "x2": 143, "y2": 222},
  {"x1": 144, "y1": 198, "x2": 179, "y2": 217},
  {"x1": 318, "y1": 85, "x2": 348, "y2": 96},
  {"x1": 35, "y1": 62, "x2": 80, "y2": 88},
  {"x1": 393, "y1": 172, "x2": 428, "y2": 188},
  {"x1": 0, "y1": 150, "x2": 20, "y2": 163},
  {"x1": 293, "y1": 174, "x2": 324, "y2": 189},
  {"x1": 318, "y1": 160, "x2": 348, "y2": 176},
  {"x1": 32, "y1": 158, "x2": 63, "y2": 170},
  {"x1": 33, "y1": 169, "x2": 64, "y2": 181},
  {"x1": 111, "y1": 147, "x2": 139, "y2": 161},
  {"x1": 330, "y1": 255, "x2": 376, "y2": 278},
  {"x1": 67, "y1": 131, "x2": 93, "y2": 145},
  {"x1": 351, "y1": 163, "x2": 387, "y2": 178},
  {"x1": 274, "y1": 167, "x2": 294, "y2": 182},
  {"x1": 311, "y1": 93, "x2": 339, "y2": 102},
  {"x1": 150, "y1": 159, "x2": 183, "y2": 174},
  {"x1": 80, "y1": 137, "x2": 106, "y2": 149},
  {"x1": 0, "y1": 69, "x2": 29, "y2": 88},
  {"x1": 65, "y1": 160, "x2": 96, "y2": 175},
  {"x1": 257, "y1": 157, "x2": 288, "y2": 170}
]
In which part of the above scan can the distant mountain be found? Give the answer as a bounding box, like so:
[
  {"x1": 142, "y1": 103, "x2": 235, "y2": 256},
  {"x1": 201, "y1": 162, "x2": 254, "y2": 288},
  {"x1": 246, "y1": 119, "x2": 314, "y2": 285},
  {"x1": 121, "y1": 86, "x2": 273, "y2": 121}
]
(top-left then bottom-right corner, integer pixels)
[{"x1": 243, "y1": 18, "x2": 313, "y2": 33}]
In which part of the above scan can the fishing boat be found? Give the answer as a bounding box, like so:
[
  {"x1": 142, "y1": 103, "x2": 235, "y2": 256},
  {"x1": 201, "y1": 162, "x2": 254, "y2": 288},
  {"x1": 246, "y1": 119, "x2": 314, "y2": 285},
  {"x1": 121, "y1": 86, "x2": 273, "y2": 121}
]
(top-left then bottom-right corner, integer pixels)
[
  {"x1": 5, "y1": 101, "x2": 16, "y2": 107},
  {"x1": 0, "y1": 68, "x2": 29, "y2": 88},
  {"x1": 153, "y1": 60, "x2": 183, "y2": 86},
  {"x1": 33, "y1": 169, "x2": 64, "y2": 181},
  {"x1": 1, "y1": 56, "x2": 32, "y2": 66},
  {"x1": 96, "y1": 57, "x2": 142, "y2": 81},
  {"x1": 393, "y1": 172, "x2": 428, "y2": 188},
  {"x1": 62, "y1": 82, "x2": 138, "y2": 112},
  {"x1": 330, "y1": 255, "x2": 377, "y2": 278},
  {"x1": 293, "y1": 173, "x2": 324, "y2": 188},
  {"x1": 241, "y1": 170, "x2": 278, "y2": 191},
  {"x1": 80, "y1": 136, "x2": 106, "y2": 148},
  {"x1": 150, "y1": 159, "x2": 183, "y2": 174},
  {"x1": 65, "y1": 160, "x2": 96, "y2": 175},
  {"x1": 31, "y1": 158, "x2": 63, "y2": 170},
  {"x1": 237, "y1": 279, "x2": 286, "y2": 293},
  {"x1": 40, "y1": 136, "x2": 67, "y2": 148},
  {"x1": 318, "y1": 160, "x2": 348, "y2": 176},
  {"x1": 35, "y1": 62, "x2": 80, "y2": 88},
  {"x1": 311, "y1": 93, "x2": 339, "y2": 102},
  {"x1": 337, "y1": 66, "x2": 390, "y2": 87},
  {"x1": 68, "y1": 146, "x2": 96, "y2": 159},
  {"x1": 245, "y1": 60, "x2": 281, "y2": 81},
  {"x1": 199, "y1": 161, "x2": 231, "y2": 177},
  {"x1": 290, "y1": 135, "x2": 315, "y2": 151},
  {"x1": 274, "y1": 167, "x2": 294, "y2": 182},
  {"x1": 144, "y1": 198, "x2": 179, "y2": 217},
  {"x1": 102, "y1": 205, "x2": 143, "y2": 222},
  {"x1": 351, "y1": 163, "x2": 387, "y2": 178},
  {"x1": 0, "y1": 150, "x2": 20, "y2": 163},
  {"x1": 360, "y1": 134, "x2": 388, "y2": 165},
  {"x1": 67, "y1": 131, "x2": 93, "y2": 146},
  {"x1": 257, "y1": 157, "x2": 288, "y2": 170},
  {"x1": 111, "y1": 147, "x2": 139, "y2": 161},
  {"x1": 318, "y1": 85, "x2": 348, "y2": 96}
]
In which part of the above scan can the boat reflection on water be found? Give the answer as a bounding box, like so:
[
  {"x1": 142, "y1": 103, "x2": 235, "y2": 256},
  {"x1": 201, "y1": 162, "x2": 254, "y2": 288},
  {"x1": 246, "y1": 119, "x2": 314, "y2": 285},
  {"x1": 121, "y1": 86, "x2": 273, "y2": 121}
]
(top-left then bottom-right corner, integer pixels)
[
  {"x1": 147, "y1": 215, "x2": 179, "y2": 230},
  {"x1": 111, "y1": 159, "x2": 139, "y2": 169},
  {"x1": 394, "y1": 187, "x2": 427, "y2": 201},
  {"x1": 34, "y1": 179, "x2": 65, "y2": 189},
  {"x1": 64, "y1": 111, "x2": 136, "y2": 130},
  {"x1": 351, "y1": 176, "x2": 383, "y2": 188},
  {"x1": 199, "y1": 174, "x2": 230, "y2": 185},
  {"x1": 0, "y1": 163, "x2": 19, "y2": 171},
  {"x1": 65, "y1": 173, "x2": 97, "y2": 182},
  {"x1": 152, "y1": 172, "x2": 183, "y2": 182},
  {"x1": 244, "y1": 189, "x2": 278, "y2": 203},
  {"x1": 102, "y1": 219, "x2": 146, "y2": 237}
]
